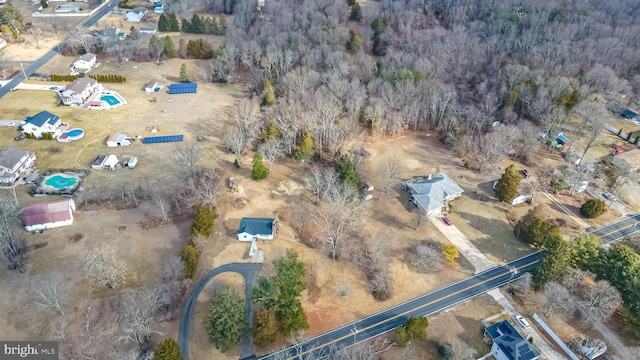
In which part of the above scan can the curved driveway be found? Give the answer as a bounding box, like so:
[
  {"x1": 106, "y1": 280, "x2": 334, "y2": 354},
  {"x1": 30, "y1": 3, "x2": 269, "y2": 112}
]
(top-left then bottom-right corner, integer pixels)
[
  {"x1": 178, "y1": 262, "x2": 262, "y2": 360},
  {"x1": 0, "y1": 0, "x2": 120, "y2": 99}
]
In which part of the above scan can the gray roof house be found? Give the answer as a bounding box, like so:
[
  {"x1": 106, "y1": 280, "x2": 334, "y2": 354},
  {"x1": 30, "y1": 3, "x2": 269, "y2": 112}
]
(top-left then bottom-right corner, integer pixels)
[
  {"x1": 0, "y1": 147, "x2": 36, "y2": 185},
  {"x1": 484, "y1": 320, "x2": 540, "y2": 360},
  {"x1": 404, "y1": 172, "x2": 464, "y2": 216},
  {"x1": 236, "y1": 217, "x2": 276, "y2": 242}
]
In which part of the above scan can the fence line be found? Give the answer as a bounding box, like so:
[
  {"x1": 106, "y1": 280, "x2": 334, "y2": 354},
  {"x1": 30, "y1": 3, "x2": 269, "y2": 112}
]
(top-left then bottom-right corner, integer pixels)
[{"x1": 532, "y1": 313, "x2": 580, "y2": 360}]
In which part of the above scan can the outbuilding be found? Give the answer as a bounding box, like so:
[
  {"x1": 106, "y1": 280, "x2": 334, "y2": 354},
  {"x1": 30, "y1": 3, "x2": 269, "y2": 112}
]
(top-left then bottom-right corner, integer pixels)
[
  {"x1": 236, "y1": 217, "x2": 276, "y2": 242},
  {"x1": 106, "y1": 133, "x2": 130, "y2": 147},
  {"x1": 22, "y1": 199, "x2": 76, "y2": 232}
]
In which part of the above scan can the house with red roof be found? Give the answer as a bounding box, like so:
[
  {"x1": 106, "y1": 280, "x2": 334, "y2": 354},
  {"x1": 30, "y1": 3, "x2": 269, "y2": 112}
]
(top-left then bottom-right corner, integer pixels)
[{"x1": 21, "y1": 199, "x2": 76, "y2": 232}]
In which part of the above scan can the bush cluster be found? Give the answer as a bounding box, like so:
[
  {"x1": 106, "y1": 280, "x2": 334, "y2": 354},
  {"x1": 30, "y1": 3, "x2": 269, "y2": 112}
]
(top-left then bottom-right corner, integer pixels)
[
  {"x1": 51, "y1": 74, "x2": 127, "y2": 83},
  {"x1": 180, "y1": 204, "x2": 215, "y2": 279}
]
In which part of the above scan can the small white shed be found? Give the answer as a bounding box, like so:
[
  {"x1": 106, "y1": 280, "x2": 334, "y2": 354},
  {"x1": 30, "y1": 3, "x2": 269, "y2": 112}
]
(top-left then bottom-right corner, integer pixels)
[{"x1": 104, "y1": 154, "x2": 119, "y2": 170}]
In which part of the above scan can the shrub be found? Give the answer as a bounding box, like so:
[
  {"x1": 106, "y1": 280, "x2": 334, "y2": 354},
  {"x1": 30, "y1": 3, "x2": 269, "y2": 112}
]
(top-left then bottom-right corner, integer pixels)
[
  {"x1": 252, "y1": 308, "x2": 278, "y2": 347},
  {"x1": 251, "y1": 153, "x2": 269, "y2": 180},
  {"x1": 581, "y1": 199, "x2": 606, "y2": 218},
  {"x1": 441, "y1": 244, "x2": 459, "y2": 265},
  {"x1": 180, "y1": 244, "x2": 199, "y2": 279},
  {"x1": 154, "y1": 338, "x2": 183, "y2": 360},
  {"x1": 438, "y1": 342, "x2": 455, "y2": 360},
  {"x1": 191, "y1": 204, "x2": 214, "y2": 238}
]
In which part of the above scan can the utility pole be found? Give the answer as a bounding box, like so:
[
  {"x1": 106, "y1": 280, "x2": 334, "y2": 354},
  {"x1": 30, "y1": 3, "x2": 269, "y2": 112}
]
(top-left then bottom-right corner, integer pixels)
[
  {"x1": 350, "y1": 325, "x2": 358, "y2": 346},
  {"x1": 18, "y1": 60, "x2": 27, "y2": 79}
]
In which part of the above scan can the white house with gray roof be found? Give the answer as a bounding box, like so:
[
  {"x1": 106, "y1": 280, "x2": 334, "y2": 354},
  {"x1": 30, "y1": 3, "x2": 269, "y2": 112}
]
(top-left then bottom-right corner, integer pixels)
[
  {"x1": 404, "y1": 172, "x2": 464, "y2": 216},
  {"x1": 236, "y1": 217, "x2": 276, "y2": 241},
  {"x1": 0, "y1": 147, "x2": 36, "y2": 185},
  {"x1": 60, "y1": 77, "x2": 103, "y2": 106},
  {"x1": 22, "y1": 111, "x2": 62, "y2": 139},
  {"x1": 71, "y1": 53, "x2": 96, "y2": 73}
]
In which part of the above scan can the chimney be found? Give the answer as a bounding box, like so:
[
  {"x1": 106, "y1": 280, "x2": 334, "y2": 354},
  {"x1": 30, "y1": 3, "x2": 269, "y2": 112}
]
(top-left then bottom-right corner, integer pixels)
[{"x1": 428, "y1": 174, "x2": 432, "y2": 180}]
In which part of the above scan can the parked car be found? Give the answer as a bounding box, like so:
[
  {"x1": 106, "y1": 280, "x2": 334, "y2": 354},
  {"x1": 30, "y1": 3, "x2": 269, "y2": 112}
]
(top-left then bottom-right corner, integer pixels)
[
  {"x1": 602, "y1": 192, "x2": 617, "y2": 202},
  {"x1": 515, "y1": 315, "x2": 531, "y2": 329},
  {"x1": 520, "y1": 169, "x2": 531, "y2": 178},
  {"x1": 14, "y1": 134, "x2": 24, "y2": 141},
  {"x1": 442, "y1": 217, "x2": 453, "y2": 226}
]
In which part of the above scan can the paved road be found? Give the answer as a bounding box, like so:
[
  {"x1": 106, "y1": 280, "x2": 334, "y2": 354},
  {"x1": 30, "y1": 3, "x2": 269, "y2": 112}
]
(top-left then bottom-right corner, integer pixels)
[
  {"x1": 178, "y1": 262, "x2": 263, "y2": 360},
  {"x1": 0, "y1": 0, "x2": 120, "y2": 99},
  {"x1": 255, "y1": 214, "x2": 639, "y2": 360}
]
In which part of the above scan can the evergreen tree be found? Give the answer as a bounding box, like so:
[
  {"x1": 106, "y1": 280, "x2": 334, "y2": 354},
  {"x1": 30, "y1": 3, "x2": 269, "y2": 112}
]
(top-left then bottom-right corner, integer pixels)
[
  {"x1": 346, "y1": 30, "x2": 361, "y2": 52},
  {"x1": 349, "y1": 3, "x2": 362, "y2": 21},
  {"x1": 181, "y1": 18, "x2": 190, "y2": 33},
  {"x1": 217, "y1": 14, "x2": 227, "y2": 35},
  {"x1": 262, "y1": 78, "x2": 276, "y2": 106},
  {"x1": 179, "y1": 63, "x2": 190, "y2": 82},
  {"x1": 336, "y1": 155, "x2": 360, "y2": 191},
  {"x1": 279, "y1": 301, "x2": 308, "y2": 335},
  {"x1": 158, "y1": 13, "x2": 169, "y2": 31},
  {"x1": 495, "y1": 164, "x2": 521, "y2": 203},
  {"x1": 167, "y1": 13, "x2": 180, "y2": 31},
  {"x1": 206, "y1": 287, "x2": 246, "y2": 353},
  {"x1": 532, "y1": 235, "x2": 570, "y2": 290},
  {"x1": 163, "y1": 35, "x2": 176, "y2": 58},
  {"x1": 295, "y1": 131, "x2": 315, "y2": 161},
  {"x1": 40, "y1": 0, "x2": 48, "y2": 9},
  {"x1": 180, "y1": 244, "x2": 199, "y2": 279},
  {"x1": 580, "y1": 199, "x2": 606, "y2": 218},
  {"x1": 191, "y1": 204, "x2": 214, "y2": 237},
  {"x1": 252, "y1": 308, "x2": 277, "y2": 347},
  {"x1": 263, "y1": 121, "x2": 281, "y2": 141},
  {"x1": 190, "y1": 14, "x2": 204, "y2": 34},
  {"x1": 252, "y1": 153, "x2": 269, "y2": 180},
  {"x1": 438, "y1": 343, "x2": 455, "y2": 360},
  {"x1": 396, "y1": 316, "x2": 429, "y2": 346},
  {"x1": 154, "y1": 338, "x2": 183, "y2": 360}
]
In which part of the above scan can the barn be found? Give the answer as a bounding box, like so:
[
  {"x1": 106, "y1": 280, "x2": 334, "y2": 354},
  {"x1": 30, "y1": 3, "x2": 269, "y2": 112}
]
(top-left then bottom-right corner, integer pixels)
[{"x1": 22, "y1": 199, "x2": 76, "y2": 232}]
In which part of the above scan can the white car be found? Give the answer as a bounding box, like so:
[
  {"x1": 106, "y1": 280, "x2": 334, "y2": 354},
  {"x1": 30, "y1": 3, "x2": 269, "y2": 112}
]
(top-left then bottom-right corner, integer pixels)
[{"x1": 515, "y1": 315, "x2": 531, "y2": 329}]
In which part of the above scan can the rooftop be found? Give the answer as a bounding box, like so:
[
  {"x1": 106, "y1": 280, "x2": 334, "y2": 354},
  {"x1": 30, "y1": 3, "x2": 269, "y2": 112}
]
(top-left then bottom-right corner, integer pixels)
[
  {"x1": 66, "y1": 77, "x2": 97, "y2": 93},
  {"x1": 0, "y1": 147, "x2": 31, "y2": 170},
  {"x1": 237, "y1": 217, "x2": 276, "y2": 236},
  {"x1": 406, "y1": 173, "x2": 464, "y2": 211},
  {"x1": 22, "y1": 199, "x2": 74, "y2": 227},
  {"x1": 77, "y1": 53, "x2": 95, "y2": 62},
  {"x1": 25, "y1": 111, "x2": 60, "y2": 128},
  {"x1": 485, "y1": 320, "x2": 539, "y2": 360}
]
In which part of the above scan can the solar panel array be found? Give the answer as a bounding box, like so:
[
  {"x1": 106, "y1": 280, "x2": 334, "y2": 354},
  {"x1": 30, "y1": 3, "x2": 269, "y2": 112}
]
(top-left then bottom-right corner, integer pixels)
[
  {"x1": 167, "y1": 82, "x2": 197, "y2": 94},
  {"x1": 142, "y1": 135, "x2": 184, "y2": 144}
]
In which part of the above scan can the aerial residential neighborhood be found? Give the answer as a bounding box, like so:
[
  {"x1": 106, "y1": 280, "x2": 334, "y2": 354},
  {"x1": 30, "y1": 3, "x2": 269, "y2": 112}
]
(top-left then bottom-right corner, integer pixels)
[{"x1": 1, "y1": 0, "x2": 640, "y2": 360}]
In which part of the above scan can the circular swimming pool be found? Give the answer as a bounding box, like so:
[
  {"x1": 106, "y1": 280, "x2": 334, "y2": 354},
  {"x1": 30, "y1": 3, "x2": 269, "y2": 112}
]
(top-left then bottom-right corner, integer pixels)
[{"x1": 67, "y1": 128, "x2": 85, "y2": 140}]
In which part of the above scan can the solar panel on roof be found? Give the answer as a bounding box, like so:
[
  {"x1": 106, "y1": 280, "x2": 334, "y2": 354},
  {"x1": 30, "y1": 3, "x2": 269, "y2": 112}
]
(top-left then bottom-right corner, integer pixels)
[{"x1": 142, "y1": 135, "x2": 184, "y2": 144}]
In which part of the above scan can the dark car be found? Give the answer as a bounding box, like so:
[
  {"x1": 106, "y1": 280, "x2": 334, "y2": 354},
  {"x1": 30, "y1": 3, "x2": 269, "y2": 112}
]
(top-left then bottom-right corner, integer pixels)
[
  {"x1": 442, "y1": 217, "x2": 453, "y2": 226},
  {"x1": 520, "y1": 169, "x2": 531, "y2": 178}
]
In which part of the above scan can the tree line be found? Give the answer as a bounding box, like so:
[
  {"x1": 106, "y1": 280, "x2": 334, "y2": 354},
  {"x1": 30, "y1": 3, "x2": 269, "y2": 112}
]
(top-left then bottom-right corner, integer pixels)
[
  {"x1": 51, "y1": 74, "x2": 127, "y2": 83},
  {"x1": 515, "y1": 205, "x2": 640, "y2": 337},
  {"x1": 159, "y1": 13, "x2": 227, "y2": 36}
]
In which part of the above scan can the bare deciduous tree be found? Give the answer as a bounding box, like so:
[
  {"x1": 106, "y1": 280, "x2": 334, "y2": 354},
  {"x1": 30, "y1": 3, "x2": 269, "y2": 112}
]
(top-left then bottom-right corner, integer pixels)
[
  {"x1": 154, "y1": 194, "x2": 170, "y2": 221},
  {"x1": 83, "y1": 244, "x2": 128, "y2": 290},
  {"x1": 32, "y1": 274, "x2": 67, "y2": 315},
  {"x1": 412, "y1": 242, "x2": 445, "y2": 272},
  {"x1": 116, "y1": 287, "x2": 165, "y2": 352},
  {"x1": 0, "y1": 49, "x2": 10, "y2": 79},
  {"x1": 162, "y1": 255, "x2": 184, "y2": 281},
  {"x1": 0, "y1": 195, "x2": 26, "y2": 271},
  {"x1": 582, "y1": 280, "x2": 622, "y2": 322},
  {"x1": 171, "y1": 142, "x2": 203, "y2": 181},
  {"x1": 226, "y1": 131, "x2": 251, "y2": 164},
  {"x1": 377, "y1": 157, "x2": 401, "y2": 200},
  {"x1": 258, "y1": 140, "x2": 284, "y2": 171},
  {"x1": 575, "y1": 101, "x2": 607, "y2": 164},
  {"x1": 305, "y1": 165, "x2": 339, "y2": 204},
  {"x1": 28, "y1": 27, "x2": 43, "y2": 49},
  {"x1": 312, "y1": 186, "x2": 367, "y2": 259},
  {"x1": 542, "y1": 281, "x2": 574, "y2": 319}
]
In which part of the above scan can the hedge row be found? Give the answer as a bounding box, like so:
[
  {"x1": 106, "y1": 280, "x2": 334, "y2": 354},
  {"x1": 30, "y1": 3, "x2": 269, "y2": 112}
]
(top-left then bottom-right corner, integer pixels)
[
  {"x1": 180, "y1": 205, "x2": 216, "y2": 279},
  {"x1": 51, "y1": 74, "x2": 127, "y2": 83}
]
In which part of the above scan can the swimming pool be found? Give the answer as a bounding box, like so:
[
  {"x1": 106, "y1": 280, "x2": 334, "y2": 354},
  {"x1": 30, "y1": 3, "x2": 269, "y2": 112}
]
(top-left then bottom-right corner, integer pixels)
[
  {"x1": 44, "y1": 174, "x2": 78, "y2": 190},
  {"x1": 66, "y1": 128, "x2": 84, "y2": 140},
  {"x1": 101, "y1": 95, "x2": 121, "y2": 106}
]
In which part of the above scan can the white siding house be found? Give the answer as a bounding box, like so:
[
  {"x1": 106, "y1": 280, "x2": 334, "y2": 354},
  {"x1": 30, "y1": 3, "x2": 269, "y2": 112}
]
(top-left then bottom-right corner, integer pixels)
[
  {"x1": 404, "y1": 173, "x2": 464, "y2": 216},
  {"x1": 22, "y1": 111, "x2": 62, "y2": 139},
  {"x1": 0, "y1": 147, "x2": 36, "y2": 185},
  {"x1": 22, "y1": 199, "x2": 76, "y2": 232},
  {"x1": 60, "y1": 77, "x2": 103, "y2": 106},
  {"x1": 236, "y1": 218, "x2": 276, "y2": 242},
  {"x1": 71, "y1": 53, "x2": 96, "y2": 72},
  {"x1": 126, "y1": 7, "x2": 148, "y2": 22}
]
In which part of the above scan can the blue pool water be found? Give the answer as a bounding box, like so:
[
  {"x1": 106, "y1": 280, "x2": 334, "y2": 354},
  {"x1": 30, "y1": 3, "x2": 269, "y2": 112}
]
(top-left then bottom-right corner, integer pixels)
[
  {"x1": 67, "y1": 129, "x2": 83, "y2": 137},
  {"x1": 101, "y1": 95, "x2": 121, "y2": 106},
  {"x1": 44, "y1": 175, "x2": 78, "y2": 189}
]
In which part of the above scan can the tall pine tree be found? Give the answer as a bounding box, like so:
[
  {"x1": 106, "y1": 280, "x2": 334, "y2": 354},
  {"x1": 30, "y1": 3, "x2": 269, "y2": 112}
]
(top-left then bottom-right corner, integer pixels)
[
  {"x1": 262, "y1": 78, "x2": 276, "y2": 106},
  {"x1": 158, "y1": 13, "x2": 169, "y2": 31},
  {"x1": 252, "y1": 153, "x2": 269, "y2": 180},
  {"x1": 163, "y1": 35, "x2": 176, "y2": 58},
  {"x1": 495, "y1": 164, "x2": 521, "y2": 203},
  {"x1": 295, "y1": 131, "x2": 315, "y2": 162}
]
